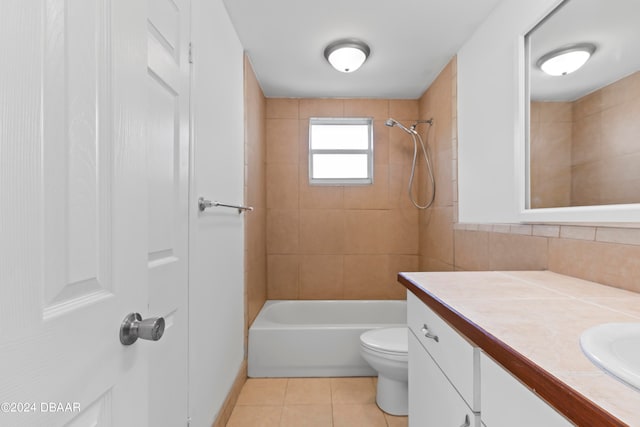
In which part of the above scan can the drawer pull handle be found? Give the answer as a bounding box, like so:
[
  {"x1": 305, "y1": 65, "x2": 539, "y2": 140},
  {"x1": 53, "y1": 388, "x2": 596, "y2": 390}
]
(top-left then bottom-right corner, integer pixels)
[
  {"x1": 460, "y1": 414, "x2": 470, "y2": 427},
  {"x1": 420, "y1": 324, "x2": 439, "y2": 342}
]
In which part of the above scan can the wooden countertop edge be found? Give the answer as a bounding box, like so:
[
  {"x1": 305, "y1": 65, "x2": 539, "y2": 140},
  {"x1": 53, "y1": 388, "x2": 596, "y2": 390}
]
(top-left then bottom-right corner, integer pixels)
[{"x1": 398, "y1": 274, "x2": 628, "y2": 427}]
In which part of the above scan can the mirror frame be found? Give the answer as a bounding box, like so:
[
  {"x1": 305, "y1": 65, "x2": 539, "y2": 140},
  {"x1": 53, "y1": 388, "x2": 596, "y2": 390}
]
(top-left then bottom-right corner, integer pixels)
[{"x1": 517, "y1": 0, "x2": 640, "y2": 224}]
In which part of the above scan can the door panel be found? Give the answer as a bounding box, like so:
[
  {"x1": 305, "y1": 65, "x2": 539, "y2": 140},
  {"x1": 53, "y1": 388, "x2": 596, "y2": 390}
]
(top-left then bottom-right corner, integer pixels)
[
  {"x1": 42, "y1": 0, "x2": 113, "y2": 313},
  {"x1": 146, "y1": 0, "x2": 190, "y2": 425},
  {"x1": 0, "y1": 0, "x2": 149, "y2": 425}
]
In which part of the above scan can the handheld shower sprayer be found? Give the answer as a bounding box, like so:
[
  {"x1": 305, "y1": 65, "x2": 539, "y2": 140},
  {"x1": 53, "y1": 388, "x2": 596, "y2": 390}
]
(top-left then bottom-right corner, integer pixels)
[
  {"x1": 385, "y1": 118, "x2": 415, "y2": 135},
  {"x1": 385, "y1": 117, "x2": 435, "y2": 209}
]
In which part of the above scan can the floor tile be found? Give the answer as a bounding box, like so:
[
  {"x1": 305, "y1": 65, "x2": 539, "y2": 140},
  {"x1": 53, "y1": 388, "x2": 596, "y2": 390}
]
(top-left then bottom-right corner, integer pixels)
[
  {"x1": 332, "y1": 403, "x2": 387, "y2": 427},
  {"x1": 285, "y1": 378, "x2": 332, "y2": 405},
  {"x1": 330, "y1": 377, "x2": 376, "y2": 404},
  {"x1": 280, "y1": 404, "x2": 333, "y2": 427},
  {"x1": 236, "y1": 378, "x2": 288, "y2": 406},
  {"x1": 226, "y1": 405, "x2": 282, "y2": 427}
]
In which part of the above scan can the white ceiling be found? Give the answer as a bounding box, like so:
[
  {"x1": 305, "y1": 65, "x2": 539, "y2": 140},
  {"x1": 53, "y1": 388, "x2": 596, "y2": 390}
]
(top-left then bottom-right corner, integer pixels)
[
  {"x1": 222, "y1": 0, "x2": 503, "y2": 99},
  {"x1": 529, "y1": 0, "x2": 640, "y2": 101}
]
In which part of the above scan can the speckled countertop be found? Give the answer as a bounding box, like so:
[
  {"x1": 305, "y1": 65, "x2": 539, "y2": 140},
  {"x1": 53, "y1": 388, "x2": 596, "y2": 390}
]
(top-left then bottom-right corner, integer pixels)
[{"x1": 399, "y1": 271, "x2": 640, "y2": 427}]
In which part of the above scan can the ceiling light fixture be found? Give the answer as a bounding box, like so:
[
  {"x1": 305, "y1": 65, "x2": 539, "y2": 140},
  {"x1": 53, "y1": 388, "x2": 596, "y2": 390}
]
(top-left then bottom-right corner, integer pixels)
[
  {"x1": 537, "y1": 43, "x2": 596, "y2": 76},
  {"x1": 324, "y1": 39, "x2": 370, "y2": 73}
]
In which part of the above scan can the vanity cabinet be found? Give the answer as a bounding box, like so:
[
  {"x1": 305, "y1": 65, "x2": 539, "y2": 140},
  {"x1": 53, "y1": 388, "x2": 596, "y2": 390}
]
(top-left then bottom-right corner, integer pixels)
[
  {"x1": 407, "y1": 292, "x2": 480, "y2": 426},
  {"x1": 480, "y1": 353, "x2": 573, "y2": 427}
]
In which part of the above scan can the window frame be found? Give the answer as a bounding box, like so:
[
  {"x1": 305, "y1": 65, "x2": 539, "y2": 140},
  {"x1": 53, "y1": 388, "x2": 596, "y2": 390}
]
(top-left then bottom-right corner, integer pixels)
[{"x1": 308, "y1": 117, "x2": 374, "y2": 186}]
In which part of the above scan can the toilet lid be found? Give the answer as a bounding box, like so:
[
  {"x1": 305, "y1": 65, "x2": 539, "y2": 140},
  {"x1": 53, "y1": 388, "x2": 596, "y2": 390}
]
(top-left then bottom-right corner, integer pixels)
[{"x1": 360, "y1": 327, "x2": 408, "y2": 355}]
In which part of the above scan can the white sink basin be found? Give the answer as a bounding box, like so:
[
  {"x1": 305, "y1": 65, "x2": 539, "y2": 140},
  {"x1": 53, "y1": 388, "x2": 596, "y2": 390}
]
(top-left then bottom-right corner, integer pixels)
[{"x1": 580, "y1": 323, "x2": 640, "y2": 392}]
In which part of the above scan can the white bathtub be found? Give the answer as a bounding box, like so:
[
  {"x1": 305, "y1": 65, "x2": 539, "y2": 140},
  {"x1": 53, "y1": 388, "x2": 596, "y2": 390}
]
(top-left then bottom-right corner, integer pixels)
[{"x1": 248, "y1": 300, "x2": 407, "y2": 377}]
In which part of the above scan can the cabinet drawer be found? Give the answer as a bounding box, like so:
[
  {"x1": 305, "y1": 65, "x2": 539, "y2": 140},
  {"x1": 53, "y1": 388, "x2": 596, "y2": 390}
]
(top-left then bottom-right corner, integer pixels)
[
  {"x1": 408, "y1": 291, "x2": 480, "y2": 411},
  {"x1": 481, "y1": 353, "x2": 573, "y2": 427},
  {"x1": 409, "y1": 333, "x2": 480, "y2": 427}
]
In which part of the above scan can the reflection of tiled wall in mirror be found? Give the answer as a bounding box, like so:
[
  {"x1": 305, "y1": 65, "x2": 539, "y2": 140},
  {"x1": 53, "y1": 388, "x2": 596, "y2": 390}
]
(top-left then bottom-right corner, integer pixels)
[{"x1": 530, "y1": 71, "x2": 640, "y2": 208}]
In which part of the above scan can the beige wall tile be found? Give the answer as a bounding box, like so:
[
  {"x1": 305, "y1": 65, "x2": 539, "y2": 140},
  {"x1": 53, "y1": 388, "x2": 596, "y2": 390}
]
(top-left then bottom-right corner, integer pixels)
[
  {"x1": 601, "y1": 71, "x2": 640, "y2": 109},
  {"x1": 373, "y1": 121, "x2": 390, "y2": 165},
  {"x1": 299, "y1": 182, "x2": 345, "y2": 210},
  {"x1": 299, "y1": 255, "x2": 344, "y2": 299},
  {"x1": 539, "y1": 101, "x2": 572, "y2": 123},
  {"x1": 388, "y1": 208, "x2": 419, "y2": 255},
  {"x1": 454, "y1": 230, "x2": 490, "y2": 271},
  {"x1": 244, "y1": 57, "x2": 267, "y2": 338},
  {"x1": 299, "y1": 183, "x2": 345, "y2": 210},
  {"x1": 389, "y1": 127, "x2": 416, "y2": 165},
  {"x1": 389, "y1": 164, "x2": 419, "y2": 210},
  {"x1": 549, "y1": 238, "x2": 640, "y2": 293},
  {"x1": 602, "y1": 99, "x2": 640, "y2": 158},
  {"x1": 344, "y1": 165, "x2": 390, "y2": 210},
  {"x1": 573, "y1": 90, "x2": 602, "y2": 119},
  {"x1": 267, "y1": 255, "x2": 299, "y2": 299},
  {"x1": 266, "y1": 118, "x2": 299, "y2": 164},
  {"x1": 492, "y1": 224, "x2": 511, "y2": 234},
  {"x1": 266, "y1": 209, "x2": 299, "y2": 254},
  {"x1": 419, "y1": 257, "x2": 454, "y2": 272},
  {"x1": 560, "y1": 225, "x2": 596, "y2": 241},
  {"x1": 344, "y1": 210, "x2": 390, "y2": 254},
  {"x1": 343, "y1": 255, "x2": 390, "y2": 299},
  {"x1": 420, "y1": 207, "x2": 453, "y2": 264},
  {"x1": 532, "y1": 224, "x2": 560, "y2": 238},
  {"x1": 488, "y1": 232, "x2": 548, "y2": 271},
  {"x1": 266, "y1": 163, "x2": 299, "y2": 209},
  {"x1": 388, "y1": 255, "x2": 418, "y2": 299},
  {"x1": 343, "y1": 99, "x2": 389, "y2": 120},
  {"x1": 510, "y1": 224, "x2": 532, "y2": 235},
  {"x1": 266, "y1": 98, "x2": 299, "y2": 119},
  {"x1": 299, "y1": 98, "x2": 344, "y2": 119},
  {"x1": 299, "y1": 209, "x2": 346, "y2": 254},
  {"x1": 596, "y1": 227, "x2": 640, "y2": 246},
  {"x1": 389, "y1": 100, "x2": 419, "y2": 120}
]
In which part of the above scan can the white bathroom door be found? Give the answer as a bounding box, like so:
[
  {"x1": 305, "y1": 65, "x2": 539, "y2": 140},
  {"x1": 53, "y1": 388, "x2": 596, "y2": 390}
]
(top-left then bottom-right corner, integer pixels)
[
  {"x1": 145, "y1": 0, "x2": 191, "y2": 425},
  {"x1": 0, "y1": 0, "x2": 151, "y2": 426}
]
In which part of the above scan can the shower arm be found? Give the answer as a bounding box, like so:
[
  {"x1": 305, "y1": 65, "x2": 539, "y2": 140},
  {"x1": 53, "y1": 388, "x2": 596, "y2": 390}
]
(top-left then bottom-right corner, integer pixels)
[{"x1": 410, "y1": 119, "x2": 434, "y2": 131}]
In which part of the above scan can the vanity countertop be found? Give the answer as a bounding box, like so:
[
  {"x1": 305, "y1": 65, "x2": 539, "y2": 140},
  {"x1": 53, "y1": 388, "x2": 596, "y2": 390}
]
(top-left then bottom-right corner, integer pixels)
[{"x1": 399, "y1": 270, "x2": 640, "y2": 427}]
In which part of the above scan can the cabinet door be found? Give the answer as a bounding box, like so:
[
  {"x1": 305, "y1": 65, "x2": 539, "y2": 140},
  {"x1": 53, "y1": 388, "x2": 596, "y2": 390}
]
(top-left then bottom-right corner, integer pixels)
[
  {"x1": 481, "y1": 353, "x2": 573, "y2": 427},
  {"x1": 409, "y1": 333, "x2": 479, "y2": 427},
  {"x1": 408, "y1": 292, "x2": 480, "y2": 411}
]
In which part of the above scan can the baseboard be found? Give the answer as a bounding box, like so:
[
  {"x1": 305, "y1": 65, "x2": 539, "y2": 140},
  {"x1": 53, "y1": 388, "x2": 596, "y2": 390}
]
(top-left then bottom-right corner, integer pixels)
[{"x1": 211, "y1": 359, "x2": 247, "y2": 427}]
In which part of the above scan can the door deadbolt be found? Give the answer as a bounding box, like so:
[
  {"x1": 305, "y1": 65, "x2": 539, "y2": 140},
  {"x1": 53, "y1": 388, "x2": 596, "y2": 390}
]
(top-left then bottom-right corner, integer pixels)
[{"x1": 120, "y1": 312, "x2": 165, "y2": 345}]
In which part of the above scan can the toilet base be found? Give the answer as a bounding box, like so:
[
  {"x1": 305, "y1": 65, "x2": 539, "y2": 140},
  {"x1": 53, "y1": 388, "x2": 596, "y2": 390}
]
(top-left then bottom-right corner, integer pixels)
[{"x1": 376, "y1": 374, "x2": 408, "y2": 416}]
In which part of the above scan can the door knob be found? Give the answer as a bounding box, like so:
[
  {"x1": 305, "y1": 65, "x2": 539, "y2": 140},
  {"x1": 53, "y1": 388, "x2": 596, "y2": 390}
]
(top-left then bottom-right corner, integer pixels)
[{"x1": 120, "y1": 312, "x2": 165, "y2": 345}]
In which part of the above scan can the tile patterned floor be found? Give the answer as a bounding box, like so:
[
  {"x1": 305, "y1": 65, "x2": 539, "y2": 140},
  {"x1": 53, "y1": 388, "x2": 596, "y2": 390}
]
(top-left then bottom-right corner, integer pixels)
[{"x1": 226, "y1": 377, "x2": 408, "y2": 427}]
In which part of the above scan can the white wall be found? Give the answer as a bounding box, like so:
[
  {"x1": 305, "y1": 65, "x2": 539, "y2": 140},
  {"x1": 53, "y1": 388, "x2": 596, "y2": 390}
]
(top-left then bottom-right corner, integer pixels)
[
  {"x1": 189, "y1": 1, "x2": 245, "y2": 426},
  {"x1": 457, "y1": 0, "x2": 560, "y2": 223}
]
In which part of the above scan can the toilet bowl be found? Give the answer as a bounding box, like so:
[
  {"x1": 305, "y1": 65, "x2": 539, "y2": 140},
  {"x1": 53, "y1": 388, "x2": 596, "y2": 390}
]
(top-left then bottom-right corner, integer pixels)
[{"x1": 359, "y1": 327, "x2": 408, "y2": 416}]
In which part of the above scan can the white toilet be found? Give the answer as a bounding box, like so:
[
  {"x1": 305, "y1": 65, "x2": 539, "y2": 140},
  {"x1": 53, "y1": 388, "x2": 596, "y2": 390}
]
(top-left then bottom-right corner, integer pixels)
[{"x1": 359, "y1": 327, "x2": 408, "y2": 416}]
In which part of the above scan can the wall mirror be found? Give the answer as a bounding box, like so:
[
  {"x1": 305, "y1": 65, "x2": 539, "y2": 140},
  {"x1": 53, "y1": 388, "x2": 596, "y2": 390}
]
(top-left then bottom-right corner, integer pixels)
[{"x1": 526, "y1": 0, "x2": 640, "y2": 212}]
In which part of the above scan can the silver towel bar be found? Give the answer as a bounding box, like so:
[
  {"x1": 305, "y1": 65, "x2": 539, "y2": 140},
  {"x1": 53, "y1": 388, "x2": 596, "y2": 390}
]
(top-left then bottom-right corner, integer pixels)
[{"x1": 198, "y1": 197, "x2": 254, "y2": 214}]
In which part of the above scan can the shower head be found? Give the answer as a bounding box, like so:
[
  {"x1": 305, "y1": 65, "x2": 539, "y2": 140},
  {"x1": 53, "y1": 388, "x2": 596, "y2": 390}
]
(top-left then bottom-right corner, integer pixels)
[{"x1": 385, "y1": 118, "x2": 415, "y2": 134}]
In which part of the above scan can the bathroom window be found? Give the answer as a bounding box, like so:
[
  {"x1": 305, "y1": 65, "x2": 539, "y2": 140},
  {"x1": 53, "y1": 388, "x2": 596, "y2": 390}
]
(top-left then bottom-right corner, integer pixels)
[{"x1": 309, "y1": 117, "x2": 373, "y2": 185}]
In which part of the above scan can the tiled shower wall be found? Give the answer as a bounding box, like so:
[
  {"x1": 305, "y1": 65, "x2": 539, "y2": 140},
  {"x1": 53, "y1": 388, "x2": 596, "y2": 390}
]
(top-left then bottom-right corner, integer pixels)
[
  {"x1": 248, "y1": 55, "x2": 640, "y2": 313},
  {"x1": 264, "y1": 98, "x2": 421, "y2": 300},
  {"x1": 417, "y1": 58, "x2": 457, "y2": 272},
  {"x1": 244, "y1": 56, "x2": 267, "y2": 327}
]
